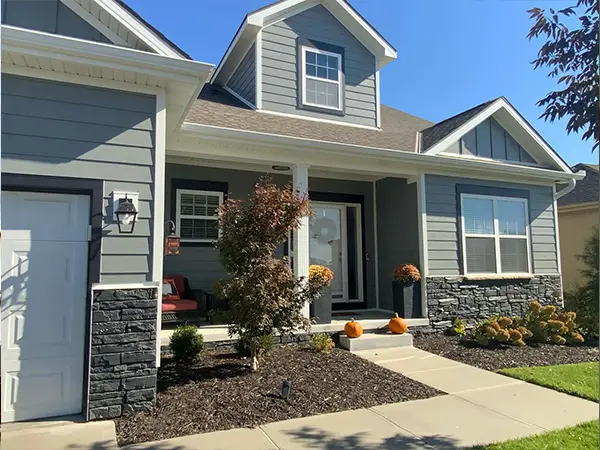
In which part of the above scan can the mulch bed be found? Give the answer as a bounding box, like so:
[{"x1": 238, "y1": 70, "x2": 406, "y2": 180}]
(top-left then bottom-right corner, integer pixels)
[
  {"x1": 414, "y1": 333, "x2": 599, "y2": 372},
  {"x1": 115, "y1": 344, "x2": 443, "y2": 445}
]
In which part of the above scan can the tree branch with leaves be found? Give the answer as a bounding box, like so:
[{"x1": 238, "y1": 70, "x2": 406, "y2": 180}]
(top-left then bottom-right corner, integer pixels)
[{"x1": 527, "y1": 0, "x2": 599, "y2": 151}]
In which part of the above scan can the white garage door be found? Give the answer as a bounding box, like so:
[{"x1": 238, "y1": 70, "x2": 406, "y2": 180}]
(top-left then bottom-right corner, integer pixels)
[{"x1": 1, "y1": 191, "x2": 90, "y2": 422}]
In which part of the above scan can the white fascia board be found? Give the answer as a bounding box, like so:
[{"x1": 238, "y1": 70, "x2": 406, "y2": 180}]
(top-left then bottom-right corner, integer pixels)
[
  {"x1": 60, "y1": 0, "x2": 129, "y2": 47},
  {"x1": 92, "y1": 0, "x2": 185, "y2": 58},
  {"x1": 424, "y1": 98, "x2": 573, "y2": 174},
  {"x1": 2, "y1": 25, "x2": 213, "y2": 82},
  {"x1": 179, "y1": 122, "x2": 585, "y2": 184}
]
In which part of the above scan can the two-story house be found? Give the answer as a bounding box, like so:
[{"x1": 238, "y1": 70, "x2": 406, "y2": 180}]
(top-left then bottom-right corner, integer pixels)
[{"x1": 1, "y1": 0, "x2": 583, "y2": 423}]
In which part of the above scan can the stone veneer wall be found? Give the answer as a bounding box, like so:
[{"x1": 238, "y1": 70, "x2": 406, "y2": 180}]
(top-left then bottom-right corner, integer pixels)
[
  {"x1": 426, "y1": 275, "x2": 562, "y2": 330},
  {"x1": 89, "y1": 287, "x2": 158, "y2": 420}
]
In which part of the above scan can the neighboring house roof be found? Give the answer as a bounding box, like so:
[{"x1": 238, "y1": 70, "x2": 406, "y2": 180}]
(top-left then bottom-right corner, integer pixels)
[
  {"x1": 420, "y1": 99, "x2": 497, "y2": 151},
  {"x1": 558, "y1": 163, "x2": 599, "y2": 207},
  {"x1": 185, "y1": 85, "x2": 433, "y2": 152}
]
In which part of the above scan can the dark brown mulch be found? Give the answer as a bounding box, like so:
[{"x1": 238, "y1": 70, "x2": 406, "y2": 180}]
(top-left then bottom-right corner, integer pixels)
[
  {"x1": 115, "y1": 344, "x2": 443, "y2": 446},
  {"x1": 414, "y1": 333, "x2": 599, "y2": 372}
]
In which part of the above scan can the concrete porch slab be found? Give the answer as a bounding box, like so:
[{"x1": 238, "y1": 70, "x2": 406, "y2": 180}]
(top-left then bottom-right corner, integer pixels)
[
  {"x1": 260, "y1": 408, "x2": 428, "y2": 450},
  {"x1": 352, "y1": 346, "x2": 423, "y2": 363},
  {"x1": 122, "y1": 428, "x2": 277, "y2": 450},
  {"x1": 2, "y1": 420, "x2": 118, "y2": 450},
  {"x1": 456, "y1": 382, "x2": 600, "y2": 430},
  {"x1": 371, "y1": 394, "x2": 543, "y2": 448},
  {"x1": 339, "y1": 332, "x2": 413, "y2": 351}
]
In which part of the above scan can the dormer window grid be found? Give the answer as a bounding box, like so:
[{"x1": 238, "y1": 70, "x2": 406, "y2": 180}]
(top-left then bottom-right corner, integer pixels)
[{"x1": 301, "y1": 46, "x2": 342, "y2": 111}]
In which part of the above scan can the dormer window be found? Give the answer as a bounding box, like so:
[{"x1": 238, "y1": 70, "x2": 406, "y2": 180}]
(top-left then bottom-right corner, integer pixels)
[{"x1": 300, "y1": 46, "x2": 343, "y2": 112}]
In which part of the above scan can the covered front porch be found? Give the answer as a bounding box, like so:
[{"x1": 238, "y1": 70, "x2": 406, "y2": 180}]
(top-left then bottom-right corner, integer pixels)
[{"x1": 160, "y1": 133, "x2": 429, "y2": 336}]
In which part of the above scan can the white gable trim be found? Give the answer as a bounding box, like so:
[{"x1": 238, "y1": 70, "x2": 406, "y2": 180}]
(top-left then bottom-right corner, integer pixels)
[
  {"x1": 212, "y1": 0, "x2": 396, "y2": 84},
  {"x1": 93, "y1": 0, "x2": 185, "y2": 58},
  {"x1": 60, "y1": 0, "x2": 129, "y2": 47},
  {"x1": 424, "y1": 98, "x2": 573, "y2": 174}
]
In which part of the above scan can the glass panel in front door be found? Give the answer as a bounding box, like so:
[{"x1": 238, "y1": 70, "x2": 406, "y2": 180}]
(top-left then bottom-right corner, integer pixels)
[{"x1": 309, "y1": 206, "x2": 344, "y2": 302}]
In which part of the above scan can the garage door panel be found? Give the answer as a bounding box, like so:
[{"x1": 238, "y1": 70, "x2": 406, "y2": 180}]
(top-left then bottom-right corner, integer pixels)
[
  {"x1": 2, "y1": 192, "x2": 90, "y2": 241},
  {"x1": 1, "y1": 191, "x2": 89, "y2": 422},
  {"x1": 3, "y1": 357, "x2": 82, "y2": 422},
  {"x1": 2, "y1": 242, "x2": 89, "y2": 303}
]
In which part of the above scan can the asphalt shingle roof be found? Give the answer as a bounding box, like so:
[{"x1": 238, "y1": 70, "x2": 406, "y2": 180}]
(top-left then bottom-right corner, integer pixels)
[
  {"x1": 558, "y1": 163, "x2": 599, "y2": 206},
  {"x1": 185, "y1": 85, "x2": 434, "y2": 152},
  {"x1": 419, "y1": 99, "x2": 497, "y2": 151}
]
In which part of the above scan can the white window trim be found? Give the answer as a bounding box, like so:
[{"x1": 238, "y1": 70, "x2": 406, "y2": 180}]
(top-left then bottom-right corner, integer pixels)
[
  {"x1": 300, "y1": 46, "x2": 343, "y2": 112},
  {"x1": 176, "y1": 189, "x2": 223, "y2": 243},
  {"x1": 460, "y1": 193, "x2": 532, "y2": 276}
]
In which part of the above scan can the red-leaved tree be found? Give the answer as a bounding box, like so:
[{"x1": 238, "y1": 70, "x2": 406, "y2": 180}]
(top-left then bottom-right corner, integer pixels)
[{"x1": 215, "y1": 178, "x2": 326, "y2": 370}]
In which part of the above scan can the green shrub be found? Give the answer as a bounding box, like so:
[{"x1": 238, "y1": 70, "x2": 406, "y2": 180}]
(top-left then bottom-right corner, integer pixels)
[
  {"x1": 564, "y1": 286, "x2": 599, "y2": 338},
  {"x1": 448, "y1": 317, "x2": 466, "y2": 336},
  {"x1": 310, "y1": 333, "x2": 335, "y2": 353},
  {"x1": 523, "y1": 301, "x2": 583, "y2": 345},
  {"x1": 235, "y1": 333, "x2": 274, "y2": 358},
  {"x1": 207, "y1": 308, "x2": 231, "y2": 325},
  {"x1": 470, "y1": 316, "x2": 528, "y2": 347},
  {"x1": 170, "y1": 325, "x2": 204, "y2": 360}
]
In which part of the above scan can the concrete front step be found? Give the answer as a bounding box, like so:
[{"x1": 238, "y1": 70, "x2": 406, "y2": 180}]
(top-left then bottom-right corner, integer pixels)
[{"x1": 339, "y1": 332, "x2": 413, "y2": 351}]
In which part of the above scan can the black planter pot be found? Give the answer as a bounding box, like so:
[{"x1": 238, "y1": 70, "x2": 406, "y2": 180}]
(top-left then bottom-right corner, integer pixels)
[
  {"x1": 392, "y1": 280, "x2": 422, "y2": 318},
  {"x1": 310, "y1": 286, "x2": 332, "y2": 324}
]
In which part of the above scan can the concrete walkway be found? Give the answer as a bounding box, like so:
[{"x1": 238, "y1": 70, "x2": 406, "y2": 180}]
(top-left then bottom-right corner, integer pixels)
[{"x1": 4, "y1": 348, "x2": 597, "y2": 449}]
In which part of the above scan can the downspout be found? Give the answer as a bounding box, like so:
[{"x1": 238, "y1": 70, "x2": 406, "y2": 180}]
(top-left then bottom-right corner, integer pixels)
[{"x1": 554, "y1": 171, "x2": 584, "y2": 200}]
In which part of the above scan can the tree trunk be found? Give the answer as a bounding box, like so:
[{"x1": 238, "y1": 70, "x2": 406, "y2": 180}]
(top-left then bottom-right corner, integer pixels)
[{"x1": 250, "y1": 340, "x2": 259, "y2": 371}]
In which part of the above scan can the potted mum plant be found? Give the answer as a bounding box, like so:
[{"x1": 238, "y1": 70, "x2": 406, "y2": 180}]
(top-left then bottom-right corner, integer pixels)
[
  {"x1": 392, "y1": 264, "x2": 422, "y2": 318},
  {"x1": 309, "y1": 265, "x2": 334, "y2": 324}
]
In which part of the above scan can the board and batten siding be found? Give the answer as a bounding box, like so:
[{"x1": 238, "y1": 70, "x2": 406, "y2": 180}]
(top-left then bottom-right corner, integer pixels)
[
  {"x1": 1, "y1": 75, "x2": 156, "y2": 283},
  {"x1": 443, "y1": 117, "x2": 538, "y2": 165},
  {"x1": 2, "y1": 0, "x2": 112, "y2": 44},
  {"x1": 261, "y1": 4, "x2": 377, "y2": 127},
  {"x1": 425, "y1": 174, "x2": 559, "y2": 276},
  {"x1": 164, "y1": 164, "x2": 378, "y2": 307},
  {"x1": 226, "y1": 43, "x2": 256, "y2": 106}
]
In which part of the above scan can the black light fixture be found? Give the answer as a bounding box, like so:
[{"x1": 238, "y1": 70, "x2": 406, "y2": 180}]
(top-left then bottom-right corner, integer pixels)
[
  {"x1": 115, "y1": 195, "x2": 138, "y2": 234},
  {"x1": 281, "y1": 380, "x2": 292, "y2": 400}
]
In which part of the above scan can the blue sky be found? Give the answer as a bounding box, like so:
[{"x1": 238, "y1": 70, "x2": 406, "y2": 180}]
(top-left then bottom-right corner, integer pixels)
[{"x1": 128, "y1": 0, "x2": 596, "y2": 166}]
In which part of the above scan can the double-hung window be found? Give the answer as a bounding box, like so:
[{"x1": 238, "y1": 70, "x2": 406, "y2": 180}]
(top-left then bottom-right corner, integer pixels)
[
  {"x1": 176, "y1": 189, "x2": 223, "y2": 242},
  {"x1": 301, "y1": 46, "x2": 342, "y2": 111},
  {"x1": 460, "y1": 194, "x2": 531, "y2": 275}
]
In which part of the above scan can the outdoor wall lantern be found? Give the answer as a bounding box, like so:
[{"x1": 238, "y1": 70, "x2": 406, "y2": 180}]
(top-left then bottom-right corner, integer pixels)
[
  {"x1": 112, "y1": 191, "x2": 139, "y2": 234},
  {"x1": 164, "y1": 220, "x2": 181, "y2": 256}
]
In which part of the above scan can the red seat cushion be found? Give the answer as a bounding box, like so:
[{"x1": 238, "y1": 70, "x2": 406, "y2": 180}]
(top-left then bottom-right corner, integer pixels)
[
  {"x1": 162, "y1": 299, "x2": 198, "y2": 312},
  {"x1": 165, "y1": 274, "x2": 186, "y2": 298}
]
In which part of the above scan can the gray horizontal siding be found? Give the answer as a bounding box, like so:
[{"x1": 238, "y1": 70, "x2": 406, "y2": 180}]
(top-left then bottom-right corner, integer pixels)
[
  {"x1": 2, "y1": 75, "x2": 156, "y2": 282},
  {"x1": 444, "y1": 117, "x2": 538, "y2": 165},
  {"x1": 164, "y1": 164, "x2": 377, "y2": 307},
  {"x1": 2, "y1": 0, "x2": 112, "y2": 44},
  {"x1": 261, "y1": 4, "x2": 377, "y2": 127},
  {"x1": 425, "y1": 174, "x2": 558, "y2": 276},
  {"x1": 226, "y1": 43, "x2": 256, "y2": 105}
]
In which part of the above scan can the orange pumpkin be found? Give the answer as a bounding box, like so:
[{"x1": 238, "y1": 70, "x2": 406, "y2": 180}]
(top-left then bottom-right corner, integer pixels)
[
  {"x1": 344, "y1": 319, "x2": 363, "y2": 338},
  {"x1": 389, "y1": 313, "x2": 408, "y2": 334}
]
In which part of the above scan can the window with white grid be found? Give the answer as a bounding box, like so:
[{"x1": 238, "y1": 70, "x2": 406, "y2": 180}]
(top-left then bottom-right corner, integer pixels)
[
  {"x1": 301, "y1": 46, "x2": 342, "y2": 111},
  {"x1": 176, "y1": 189, "x2": 223, "y2": 242},
  {"x1": 460, "y1": 194, "x2": 532, "y2": 275}
]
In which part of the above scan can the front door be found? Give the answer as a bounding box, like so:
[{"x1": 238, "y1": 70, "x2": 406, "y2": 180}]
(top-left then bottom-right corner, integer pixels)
[
  {"x1": 309, "y1": 202, "x2": 363, "y2": 304},
  {"x1": 1, "y1": 191, "x2": 89, "y2": 422}
]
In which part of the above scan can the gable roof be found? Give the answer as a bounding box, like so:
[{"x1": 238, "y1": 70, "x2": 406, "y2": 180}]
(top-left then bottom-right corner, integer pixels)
[
  {"x1": 211, "y1": 0, "x2": 397, "y2": 85},
  {"x1": 420, "y1": 99, "x2": 496, "y2": 151},
  {"x1": 420, "y1": 97, "x2": 573, "y2": 173},
  {"x1": 185, "y1": 85, "x2": 432, "y2": 151},
  {"x1": 558, "y1": 163, "x2": 599, "y2": 207},
  {"x1": 65, "y1": 0, "x2": 191, "y2": 58}
]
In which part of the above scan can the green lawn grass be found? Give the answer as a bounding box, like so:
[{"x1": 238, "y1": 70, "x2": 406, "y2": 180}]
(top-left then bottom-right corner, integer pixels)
[
  {"x1": 473, "y1": 420, "x2": 598, "y2": 449},
  {"x1": 498, "y1": 362, "x2": 599, "y2": 401}
]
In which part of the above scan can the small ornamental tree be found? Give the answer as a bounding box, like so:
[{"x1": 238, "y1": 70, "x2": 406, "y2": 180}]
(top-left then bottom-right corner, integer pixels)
[{"x1": 215, "y1": 178, "x2": 328, "y2": 370}]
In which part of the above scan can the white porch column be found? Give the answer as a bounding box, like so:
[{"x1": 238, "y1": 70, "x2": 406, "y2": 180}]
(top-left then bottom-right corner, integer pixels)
[{"x1": 292, "y1": 164, "x2": 310, "y2": 318}]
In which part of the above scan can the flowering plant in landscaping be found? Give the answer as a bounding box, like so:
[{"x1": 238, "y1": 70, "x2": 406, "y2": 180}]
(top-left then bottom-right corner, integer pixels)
[
  {"x1": 392, "y1": 264, "x2": 421, "y2": 283},
  {"x1": 309, "y1": 265, "x2": 334, "y2": 287}
]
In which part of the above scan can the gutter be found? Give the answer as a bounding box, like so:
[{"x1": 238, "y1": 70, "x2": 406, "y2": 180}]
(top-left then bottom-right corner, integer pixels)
[
  {"x1": 179, "y1": 122, "x2": 586, "y2": 183},
  {"x1": 554, "y1": 173, "x2": 584, "y2": 200}
]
